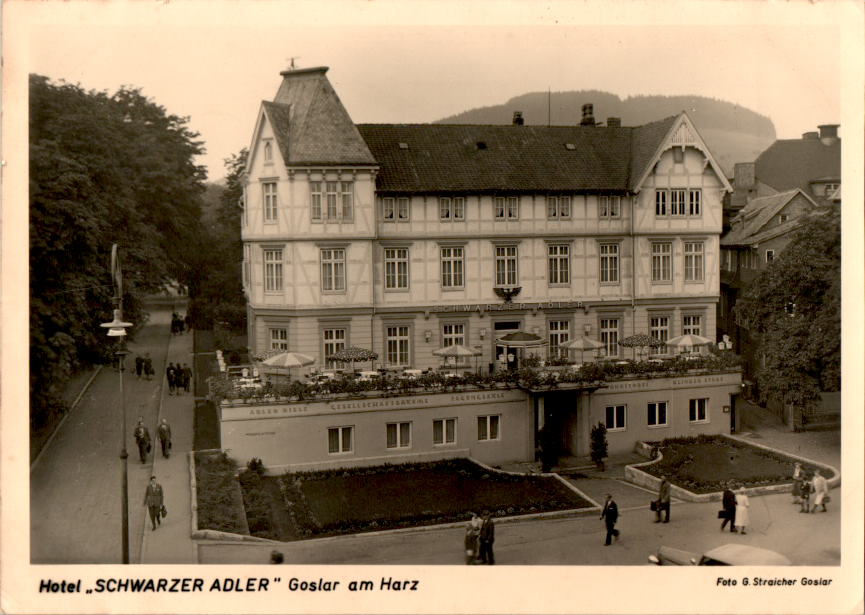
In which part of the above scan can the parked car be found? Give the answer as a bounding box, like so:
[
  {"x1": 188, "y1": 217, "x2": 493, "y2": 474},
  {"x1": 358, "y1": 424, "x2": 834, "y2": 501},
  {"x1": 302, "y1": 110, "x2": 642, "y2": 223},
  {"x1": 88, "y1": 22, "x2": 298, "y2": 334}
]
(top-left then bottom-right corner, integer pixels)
[{"x1": 648, "y1": 543, "x2": 792, "y2": 566}]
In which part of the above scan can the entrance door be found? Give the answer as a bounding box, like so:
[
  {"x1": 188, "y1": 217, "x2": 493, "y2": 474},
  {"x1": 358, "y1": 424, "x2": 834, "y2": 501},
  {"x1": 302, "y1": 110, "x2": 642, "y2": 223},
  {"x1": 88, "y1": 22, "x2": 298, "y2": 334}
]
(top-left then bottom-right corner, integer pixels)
[{"x1": 493, "y1": 321, "x2": 521, "y2": 371}]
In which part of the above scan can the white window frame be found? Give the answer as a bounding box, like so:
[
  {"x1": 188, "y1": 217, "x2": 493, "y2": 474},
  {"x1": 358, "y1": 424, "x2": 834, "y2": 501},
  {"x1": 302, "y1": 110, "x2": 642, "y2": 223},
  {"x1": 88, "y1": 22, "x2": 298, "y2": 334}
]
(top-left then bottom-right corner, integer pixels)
[
  {"x1": 599, "y1": 196, "x2": 621, "y2": 218},
  {"x1": 689, "y1": 398, "x2": 709, "y2": 423},
  {"x1": 386, "y1": 421, "x2": 412, "y2": 449},
  {"x1": 328, "y1": 426, "x2": 353, "y2": 454},
  {"x1": 269, "y1": 328, "x2": 288, "y2": 350},
  {"x1": 670, "y1": 189, "x2": 687, "y2": 216},
  {"x1": 689, "y1": 189, "x2": 702, "y2": 216},
  {"x1": 649, "y1": 315, "x2": 670, "y2": 355},
  {"x1": 651, "y1": 242, "x2": 672, "y2": 282},
  {"x1": 477, "y1": 414, "x2": 501, "y2": 441},
  {"x1": 546, "y1": 195, "x2": 572, "y2": 219},
  {"x1": 599, "y1": 243, "x2": 620, "y2": 284},
  {"x1": 548, "y1": 320, "x2": 570, "y2": 359},
  {"x1": 547, "y1": 244, "x2": 570, "y2": 286},
  {"x1": 655, "y1": 190, "x2": 667, "y2": 216},
  {"x1": 263, "y1": 182, "x2": 278, "y2": 223},
  {"x1": 263, "y1": 248, "x2": 283, "y2": 292},
  {"x1": 384, "y1": 247, "x2": 410, "y2": 291},
  {"x1": 440, "y1": 246, "x2": 465, "y2": 290},
  {"x1": 494, "y1": 196, "x2": 519, "y2": 220},
  {"x1": 310, "y1": 182, "x2": 322, "y2": 221},
  {"x1": 439, "y1": 197, "x2": 465, "y2": 221},
  {"x1": 765, "y1": 249, "x2": 775, "y2": 263},
  {"x1": 605, "y1": 405, "x2": 626, "y2": 431},
  {"x1": 385, "y1": 325, "x2": 411, "y2": 366},
  {"x1": 684, "y1": 241, "x2": 704, "y2": 282},
  {"x1": 433, "y1": 418, "x2": 457, "y2": 446},
  {"x1": 647, "y1": 401, "x2": 668, "y2": 427},
  {"x1": 495, "y1": 245, "x2": 518, "y2": 287},
  {"x1": 600, "y1": 318, "x2": 620, "y2": 358},
  {"x1": 323, "y1": 328, "x2": 347, "y2": 368},
  {"x1": 320, "y1": 248, "x2": 346, "y2": 293},
  {"x1": 682, "y1": 315, "x2": 702, "y2": 337},
  {"x1": 340, "y1": 181, "x2": 354, "y2": 220}
]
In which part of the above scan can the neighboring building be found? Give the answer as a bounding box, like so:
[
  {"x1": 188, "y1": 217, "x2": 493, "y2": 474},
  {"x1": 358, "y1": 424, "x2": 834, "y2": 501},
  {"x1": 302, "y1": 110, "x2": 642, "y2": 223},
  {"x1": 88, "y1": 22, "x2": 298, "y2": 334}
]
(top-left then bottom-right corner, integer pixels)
[{"x1": 241, "y1": 66, "x2": 732, "y2": 371}]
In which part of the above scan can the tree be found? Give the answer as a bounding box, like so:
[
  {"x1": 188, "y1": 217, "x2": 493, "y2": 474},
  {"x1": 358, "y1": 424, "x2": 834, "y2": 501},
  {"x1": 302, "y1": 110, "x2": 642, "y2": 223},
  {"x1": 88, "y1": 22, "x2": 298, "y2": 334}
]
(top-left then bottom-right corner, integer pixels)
[{"x1": 734, "y1": 207, "x2": 841, "y2": 414}]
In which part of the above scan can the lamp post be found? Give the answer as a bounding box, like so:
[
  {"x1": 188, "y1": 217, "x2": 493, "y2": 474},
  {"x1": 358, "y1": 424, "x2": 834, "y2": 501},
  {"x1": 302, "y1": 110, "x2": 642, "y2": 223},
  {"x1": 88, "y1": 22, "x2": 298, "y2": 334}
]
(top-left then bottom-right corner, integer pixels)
[{"x1": 101, "y1": 308, "x2": 133, "y2": 563}]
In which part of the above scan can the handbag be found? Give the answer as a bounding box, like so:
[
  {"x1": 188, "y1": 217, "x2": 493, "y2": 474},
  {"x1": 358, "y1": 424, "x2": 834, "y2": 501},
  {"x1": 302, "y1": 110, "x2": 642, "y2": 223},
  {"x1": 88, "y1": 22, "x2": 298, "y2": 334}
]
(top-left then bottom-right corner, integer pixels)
[
  {"x1": 717, "y1": 510, "x2": 727, "y2": 519},
  {"x1": 650, "y1": 500, "x2": 658, "y2": 512},
  {"x1": 161, "y1": 505, "x2": 167, "y2": 518},
  {"x1": 147, "y1": 443, "x2": 152, "y2": 453}
]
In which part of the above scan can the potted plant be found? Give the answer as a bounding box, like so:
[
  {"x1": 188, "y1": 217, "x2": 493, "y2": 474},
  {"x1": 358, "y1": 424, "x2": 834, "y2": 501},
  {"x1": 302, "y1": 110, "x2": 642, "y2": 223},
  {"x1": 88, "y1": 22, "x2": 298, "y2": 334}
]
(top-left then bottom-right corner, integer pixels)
[{"x1": 590, "y1": 422, "x2": 608, "y2": 471}]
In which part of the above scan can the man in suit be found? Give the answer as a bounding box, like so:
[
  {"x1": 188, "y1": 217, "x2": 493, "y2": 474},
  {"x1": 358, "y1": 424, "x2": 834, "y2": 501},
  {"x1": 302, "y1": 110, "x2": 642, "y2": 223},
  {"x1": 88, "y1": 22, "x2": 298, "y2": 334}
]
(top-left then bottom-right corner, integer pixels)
[
  {"x1": 157, "y1": 418, "x2": 172, "y2": 458},
  {"x1": 133, "y1": 418, "x2": 151, "y2": 464},
  {"x1": 600, "y1": 493, "x2": 620, "y2": 545},
  {"x1": 655, "y1": 475, "x2": 671, "y2": 523},
  {"x1": 478, "y1": 511, "x2": 495, "y2": 565},
  {"x1": 143, "y1": 476, "x2": 164, "y2": 531},
  {"x1": 720, "y1": 487, "x2": 737, "y2": 532}
]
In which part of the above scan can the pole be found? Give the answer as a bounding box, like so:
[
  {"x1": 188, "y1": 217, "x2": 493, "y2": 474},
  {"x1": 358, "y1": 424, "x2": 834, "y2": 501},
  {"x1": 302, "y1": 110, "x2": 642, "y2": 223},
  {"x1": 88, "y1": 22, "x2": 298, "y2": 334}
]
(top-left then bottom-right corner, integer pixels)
[{"x1": 118, "y1": 347, "x2": 129, "y2": 564}]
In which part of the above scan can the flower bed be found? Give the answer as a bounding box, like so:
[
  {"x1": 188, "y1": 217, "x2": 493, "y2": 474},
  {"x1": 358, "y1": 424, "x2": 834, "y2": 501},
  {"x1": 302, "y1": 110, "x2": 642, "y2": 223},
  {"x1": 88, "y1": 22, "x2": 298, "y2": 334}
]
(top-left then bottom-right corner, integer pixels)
[
  {"x1": 193, "y1": 451, "x2": 250, "y2": 535},
  {"x1": 237, "y1": 458, "x2": 592, "y2": 541},
  {"x1": 639, "y1": 435, "x2": 822, "y2": 493}
]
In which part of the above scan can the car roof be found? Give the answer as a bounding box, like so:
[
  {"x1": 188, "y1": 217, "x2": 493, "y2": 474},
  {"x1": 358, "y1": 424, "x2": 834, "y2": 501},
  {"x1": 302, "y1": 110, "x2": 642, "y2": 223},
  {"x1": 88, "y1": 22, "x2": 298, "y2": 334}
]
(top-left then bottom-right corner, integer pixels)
[{"x1": 703, "y1": 544, "x2": 792, "y2": 565}]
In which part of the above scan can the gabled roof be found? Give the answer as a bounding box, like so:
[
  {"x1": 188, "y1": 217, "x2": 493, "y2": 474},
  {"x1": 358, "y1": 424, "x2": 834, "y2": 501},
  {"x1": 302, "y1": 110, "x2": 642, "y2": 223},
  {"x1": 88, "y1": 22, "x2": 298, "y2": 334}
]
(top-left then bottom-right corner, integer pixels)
[
  {"x1": 628, "y1": 116, "x2": 678, "y2": 191},
  {"x1": 755, "y1": 137, "x2": 840, "y2": 194},
  {"x1": 721, "y1": 189, "x2": 814, "y2": 247},
  {"x1": 267, "y1": 67, "x2": 376, "y2": 166}
]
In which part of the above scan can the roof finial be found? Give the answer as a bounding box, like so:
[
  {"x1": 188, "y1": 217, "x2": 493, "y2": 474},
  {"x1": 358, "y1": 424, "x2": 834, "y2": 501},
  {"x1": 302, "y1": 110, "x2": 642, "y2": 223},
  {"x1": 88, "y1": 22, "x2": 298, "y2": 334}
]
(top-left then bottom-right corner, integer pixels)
[{"x1": 287, "y1": 56, "x2": 301, "y2": 70}]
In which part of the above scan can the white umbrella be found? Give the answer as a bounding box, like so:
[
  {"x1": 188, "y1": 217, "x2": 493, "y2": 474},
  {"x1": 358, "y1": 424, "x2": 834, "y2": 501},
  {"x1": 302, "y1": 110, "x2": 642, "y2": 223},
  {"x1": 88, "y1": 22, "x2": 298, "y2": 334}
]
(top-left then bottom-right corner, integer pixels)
[
  {"x1": 260, "y1": 351, "x2": 315, "y2": 380},
  {"x1": 665, "y1": 334, "x2": 713, "y2": 354},
  {"x1": 433, "y1": 344, "x2": 481, "y2": 373},
  {"x1": 560, "y1": 335, "x2": 605, "y2": 362}
]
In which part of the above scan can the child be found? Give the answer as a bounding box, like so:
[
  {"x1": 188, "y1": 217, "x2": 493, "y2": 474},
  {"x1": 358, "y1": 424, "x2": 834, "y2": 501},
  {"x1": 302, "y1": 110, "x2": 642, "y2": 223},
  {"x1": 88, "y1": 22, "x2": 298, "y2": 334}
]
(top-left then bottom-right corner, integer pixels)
[{"x1": 799, "y1": 476, "x2": 812, "y2": 513}]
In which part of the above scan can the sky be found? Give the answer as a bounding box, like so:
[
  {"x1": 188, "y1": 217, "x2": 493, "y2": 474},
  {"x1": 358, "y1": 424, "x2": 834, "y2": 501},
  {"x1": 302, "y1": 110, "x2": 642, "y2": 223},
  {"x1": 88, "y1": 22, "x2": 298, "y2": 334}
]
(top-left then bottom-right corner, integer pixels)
[{"x1": 9, "y1": 1, "x2": 850, "y2": 181}]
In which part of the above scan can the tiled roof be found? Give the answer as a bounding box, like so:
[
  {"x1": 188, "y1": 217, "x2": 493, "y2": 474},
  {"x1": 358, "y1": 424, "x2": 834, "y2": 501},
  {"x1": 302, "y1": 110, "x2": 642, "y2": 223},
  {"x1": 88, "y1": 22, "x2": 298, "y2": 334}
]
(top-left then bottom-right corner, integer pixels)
[
  {"x1": 721, "y1": 189, "x2": 804, "y2": 246},
  {"x1": 355, "y1": 119, "x2": 677, "y2": 193},
  {"x1": 755, "y1": 137, "x2": 840, "y2": 194}
]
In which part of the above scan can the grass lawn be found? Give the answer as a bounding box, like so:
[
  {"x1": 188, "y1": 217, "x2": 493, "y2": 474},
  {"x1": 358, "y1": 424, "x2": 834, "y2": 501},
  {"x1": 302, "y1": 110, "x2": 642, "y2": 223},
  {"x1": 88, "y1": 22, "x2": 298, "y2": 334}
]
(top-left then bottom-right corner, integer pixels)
[
  {"x1": 238, "y1": 458, "x2": 591, "y2": 541},
  {"x1": 643, "y1": 435, "x2": 822, "y2": 493}
]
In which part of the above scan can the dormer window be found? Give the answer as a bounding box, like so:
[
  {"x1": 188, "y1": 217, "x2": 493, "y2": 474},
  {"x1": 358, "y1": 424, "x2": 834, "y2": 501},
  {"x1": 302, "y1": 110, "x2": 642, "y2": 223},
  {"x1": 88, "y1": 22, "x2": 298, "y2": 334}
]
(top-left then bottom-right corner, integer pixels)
[{"x1": 779, "y1": 214, "x2": 789, "y2": 224}]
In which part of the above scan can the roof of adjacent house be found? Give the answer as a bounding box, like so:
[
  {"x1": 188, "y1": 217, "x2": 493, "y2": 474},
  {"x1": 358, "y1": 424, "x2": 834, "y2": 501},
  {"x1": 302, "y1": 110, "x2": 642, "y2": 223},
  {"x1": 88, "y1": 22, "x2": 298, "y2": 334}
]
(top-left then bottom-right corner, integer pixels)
[
  {"x1": 721, "y1": 189, "x2": 812, "y2": 247},
  {"x1": 754, "y1": 137, "x2": 840, "y2": 194}
]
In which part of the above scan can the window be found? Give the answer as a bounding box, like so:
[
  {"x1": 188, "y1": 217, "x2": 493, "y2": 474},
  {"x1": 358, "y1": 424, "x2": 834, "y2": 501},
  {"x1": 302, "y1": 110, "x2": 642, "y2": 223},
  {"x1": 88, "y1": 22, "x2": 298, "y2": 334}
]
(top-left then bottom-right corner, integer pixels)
[
  {"x1": 321, "y1": 248, "x2": 346, "y2": 292},
  {"x1": 264, "y1": 140, "x2": 273, "y2": 162},
  {"x1": 442, "y1": 323, "x2": 465, "y2": 348},
  {"x1": 766, "y1": 249, "x2": 775, "y2": 263},
  {"x1": 439, "y1": 197, "x2": 465, "y2": 221},
  {"x1": 647, "y1": 401, "x2": 668, "y2": 427},
  {"x1": 682, "y1": 315, "x2": 702, "y2": 336},
  {"x1": 243, "y1": 244, "x2": 251, "y2": 287},
  {"x1": 689, "y1": 398, "x2": 708, "y2": 422},
  {"x1": 383, "y1": 197, "x2": 410, "y2": 222},
  {"x1": 386, "y1": 325, "x2": 410, "y2": 366},
  {"x1": 599, "y1": 196, "x2": 621, "y2": 218},
  {"x1": 548, "y1": 320, "x2": 570, "y2": 358},
  {"x1": 779, "y1": 214, "x2": 788, "y2": 224},
  {"x1": 670, "y1": 189, "x2": 686, "y2": 216},
  {"x1": 433, "y1": 418, "x2": 456, "y2": 445},
  {"x1": 546, "y1": 196, "x2": 571, "y2": 219},
  {"x1": 263, "y1": 182, "x2": 278, "y2": 222},
  {"x1": 325, "y1": 182, "x2": 338, "y2": 219},
  {"x1": 269, "y1": 328, "x2": 288, "y2": 350},
  {"x1": 494, "y1": 196, "x2": 519, "y2": 219},
  {"x1": 495, "y1": 245, "x2": 518, "y2": 286},
  {"x1": 605, "y1": 405, "x2": 626, "y2": 431},
  {"x1": 440, "y1": 247, "x2": 465, "y2": 289},
  {"x1": 547, "y1": 244, "x2": 570, "y2": 285},
  {"x1": 263, "y1": 248, "x2": 283, "y2": 292},
  {"x1": 386, "y1": 422, "x2": 411, "y2": 449},
  {"x1": 323, "y1": 328, "x2": 346, "y2": 368},
  {"x1": 689, "y1": 190, "x2": 702, "y2": 216},
  {"x1": 477, "y1": 415, "x2": 500, "y2": 441},
  {"x1": 600, "y1": 318, "x2": 619, "y2": 357},
  {"x1": 651, "y1": 242, "x2": 672, "y2": 282},
  {"x1": 341, "y1": 182, "x2": 353, "y2": 219},
  {"x1": 599, "y1": 243, "x2": 619, "y2": 283},
  {"x1": 722, "y1": 249, "x2": 733, "y2": 271},
  {"x1": 310, "y1": 182, "x2": 322, "y2": 220},
  {"x1": 328, "y1": 426, "x2": 353, "y2": 454},
  {"x1": 384, "y1": 248, "x2": 409, "y2": 290},
  {"x1": 649, "y1": 316, "x2": 669, "y2": 355},
  {"x1": 684, "y1": 242, "x2": 704, "y2": 282},
  {"x1": 655, "y1": 190, "x2": 667, "y2": 216}
]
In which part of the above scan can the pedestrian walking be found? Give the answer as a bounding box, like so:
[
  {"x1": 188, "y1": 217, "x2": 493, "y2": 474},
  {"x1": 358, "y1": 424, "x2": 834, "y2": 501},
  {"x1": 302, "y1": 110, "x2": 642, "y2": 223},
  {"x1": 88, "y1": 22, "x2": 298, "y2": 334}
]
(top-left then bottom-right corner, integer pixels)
[
  {"x1": 811, "y1": 469, "x2": 829, "y2": 513},
  {"x1": 157, "y1": 418, "x2": 172, "y2": 458},
  {"x1": 166, "y1": 363, "x2": 177, "y2": 395},
  {"x1": 654, "y1": 475, "x2": 670, "y2": 523},
  {"x1": 720, "y1": 487, "x2": 737, "y2": 533},
  {"x1": 799, "y1": 475, "x2": 812, "y2": 513},
  {"x1": 464, "y1": 513, "x2": 481, "y2": 565},
  {"x1": 184, "y1": 313, "x2": 192, "y2": 333},
  {"x1": 133, "y1": 418, "x2": 151, "y2": 464},
  {"x1": 143, "y1": 476, "x2": 164, "y2": 531},
  {"x1": 734, "y1": 486, "x2": 750, "y2": 534},
  {"x1": 135, "y1": 355, "x2": 143, "y2": 379},
  {"x1": 144, "y1": 354, "x2": 154, "y2": 381},
  {"x1": 600, "y1": 493, "x2": 620, "y2": 546},
  {"x1": 791, "y1": 462, "x2": 804, "y2": 505},
  {"x1": 182, "y1": 363, "x2": 193, "y2": 393},
  {"x1": 478, "y1": 511, "x2": 495, "y2": 564}
]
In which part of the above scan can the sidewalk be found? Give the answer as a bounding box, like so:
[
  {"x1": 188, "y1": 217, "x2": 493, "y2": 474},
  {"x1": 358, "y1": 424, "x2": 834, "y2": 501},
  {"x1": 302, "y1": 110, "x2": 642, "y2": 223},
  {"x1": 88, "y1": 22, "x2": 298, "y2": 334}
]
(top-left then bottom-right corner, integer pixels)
[{"x1": 139, "y1": 328, "x2": 197, "y2": 564}]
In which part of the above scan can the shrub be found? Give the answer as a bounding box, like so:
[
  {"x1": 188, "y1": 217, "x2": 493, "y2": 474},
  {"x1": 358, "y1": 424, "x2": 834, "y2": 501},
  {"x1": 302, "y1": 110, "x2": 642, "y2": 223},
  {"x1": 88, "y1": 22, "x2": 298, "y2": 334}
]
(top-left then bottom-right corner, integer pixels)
[
  {"x1": 194, "y1": 451, "x2": 248, "y2": 534},
  {"x1": 590, "y1": 422, "x2": 608, "y2": 468}
]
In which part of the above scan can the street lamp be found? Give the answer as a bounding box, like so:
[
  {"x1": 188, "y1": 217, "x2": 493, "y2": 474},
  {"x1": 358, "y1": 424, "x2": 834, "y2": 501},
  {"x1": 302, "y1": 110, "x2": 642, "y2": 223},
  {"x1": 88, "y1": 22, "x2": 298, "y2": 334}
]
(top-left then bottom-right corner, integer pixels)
[{"x1": 101, "y1": 308, "x2": 133, "y2": 563}]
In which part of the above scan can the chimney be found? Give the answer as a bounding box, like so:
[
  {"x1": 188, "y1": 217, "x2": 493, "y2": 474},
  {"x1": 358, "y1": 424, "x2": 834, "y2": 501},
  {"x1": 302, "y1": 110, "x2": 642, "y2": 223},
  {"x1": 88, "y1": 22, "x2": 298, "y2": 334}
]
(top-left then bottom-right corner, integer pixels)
[
  {"x1": 580, "y1": 103, "x2": 595, "y2": 126},
  {"x1": 512, "y1": 111, "x2": 524, "y2": 126},
  {"x1": 606, "y1": 117, "x2": 621, "y2": 127},
  {"x1": 733, "y1": 162, "x2": 756, "y2": 189},
  {"x1": 802, "y1": 132, "x2": 819, "y2": 140},
  {"x1": 818, "y1": 124, "x2": 839, "y2": 145}
]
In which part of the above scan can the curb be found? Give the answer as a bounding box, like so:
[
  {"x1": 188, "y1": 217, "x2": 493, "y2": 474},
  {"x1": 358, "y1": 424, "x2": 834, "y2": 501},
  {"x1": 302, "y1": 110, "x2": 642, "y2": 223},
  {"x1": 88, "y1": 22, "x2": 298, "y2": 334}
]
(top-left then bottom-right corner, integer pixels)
[
  {"x1": 624, "y1": 435, "x2": 841, "y2": 503},
  {"x1": 30, "y1": 366, "x2": 103, "y2": 472}
]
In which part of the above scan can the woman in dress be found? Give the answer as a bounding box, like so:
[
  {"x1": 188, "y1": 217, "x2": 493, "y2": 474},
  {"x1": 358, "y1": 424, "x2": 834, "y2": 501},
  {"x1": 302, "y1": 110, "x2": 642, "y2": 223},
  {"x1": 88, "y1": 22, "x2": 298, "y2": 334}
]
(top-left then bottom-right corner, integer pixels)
[
  {"x1": 734, "y1": 486, "x2": 750, "y2": 535},
  {"x1": 464, "y1": 513, "x2": 481, "y2": 564},
  {"x1": 791, "y1": 462, "x2": 803, "y2": 505}
]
